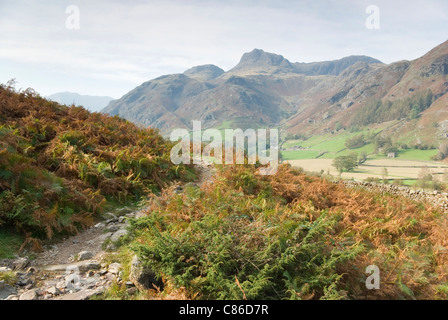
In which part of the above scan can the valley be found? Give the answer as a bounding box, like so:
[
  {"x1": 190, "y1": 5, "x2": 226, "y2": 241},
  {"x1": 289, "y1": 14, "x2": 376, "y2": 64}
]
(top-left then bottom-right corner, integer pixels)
[{"x1": 280, "y1": 124, "x2": 447, "y2": 185}]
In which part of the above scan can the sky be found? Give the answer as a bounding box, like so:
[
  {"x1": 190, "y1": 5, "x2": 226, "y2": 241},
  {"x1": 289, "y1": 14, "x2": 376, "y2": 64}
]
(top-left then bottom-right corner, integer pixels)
[{"x1": 0, "y1": 0, "x2": 447, "y2": 99}]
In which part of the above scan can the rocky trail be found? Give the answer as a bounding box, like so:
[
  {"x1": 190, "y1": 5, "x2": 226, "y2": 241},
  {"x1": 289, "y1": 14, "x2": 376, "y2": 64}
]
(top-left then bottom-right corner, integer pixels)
[
  {"x1": 0, "y1": 208, "x2": 139, "y2": 300},
  {"x1": 0, "y1": 163, "x2": 215, "y2": 300}
]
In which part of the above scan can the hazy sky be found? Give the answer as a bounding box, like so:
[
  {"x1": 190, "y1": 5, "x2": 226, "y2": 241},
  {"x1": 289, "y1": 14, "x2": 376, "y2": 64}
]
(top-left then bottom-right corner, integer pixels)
[{"x1": 0, "y1": 0, "x2": 447, "y2": 98}]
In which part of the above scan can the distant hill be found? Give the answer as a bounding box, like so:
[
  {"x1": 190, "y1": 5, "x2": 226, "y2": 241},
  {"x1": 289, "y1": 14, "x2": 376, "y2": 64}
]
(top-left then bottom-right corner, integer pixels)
[
  {"x1": 102, "y1": 40, "x2": 448, "y2": 145},
  {"x1": 48, "y1": 92, "x2": 114, "y2": 112}
]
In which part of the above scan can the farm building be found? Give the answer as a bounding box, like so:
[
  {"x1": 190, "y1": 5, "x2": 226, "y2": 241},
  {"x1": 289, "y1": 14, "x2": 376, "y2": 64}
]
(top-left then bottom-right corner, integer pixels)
[{"x1": 387, "y1": 152, "x2": 396, "y2": 158}]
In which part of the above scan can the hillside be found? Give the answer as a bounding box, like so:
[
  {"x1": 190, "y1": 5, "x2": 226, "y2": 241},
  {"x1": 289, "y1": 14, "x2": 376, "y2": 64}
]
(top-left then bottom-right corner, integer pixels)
[
  {"x1": 0, "y1": 83, "x2": 195, "y2": 248},
  {"x1": 287, "y1": 40, "x2": 448, "y2": 137}
]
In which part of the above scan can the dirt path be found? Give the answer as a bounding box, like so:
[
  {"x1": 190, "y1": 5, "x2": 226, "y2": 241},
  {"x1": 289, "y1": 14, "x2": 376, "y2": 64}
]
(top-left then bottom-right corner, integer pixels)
[
  {"x1": 0, "y1": 210, "x2": 136, "y2": 300},
  {"x1": 1, "y1": 163, "x2": 217, "y2": 300},
  {"x1": 196, "y1": 162, "x2": 216, "y2": 187}
]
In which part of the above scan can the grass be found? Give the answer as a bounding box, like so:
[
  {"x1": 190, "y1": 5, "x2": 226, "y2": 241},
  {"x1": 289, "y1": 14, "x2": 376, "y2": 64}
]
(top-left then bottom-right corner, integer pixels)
[
  {"x1": 368, "y1": 149, "x2": 439, "y2": 162},
  {"x1": 0, "y1": 229, "x2": 23, "y2": 259},
  {"x1": 320, "y1": 143, "x2": 376, "y2": 159},
  {"x1": 281, "y1": 150, "x2": 321, "y2": 160},
  {"x1": 401, "y1": 179, "x2": 418, "y2": 186},
  {"x1": 396, "y1": 149, "x2": 439, "y2": 161},
  {"x1": 282, "y1": 128, "x2": 381, "y2": 159},
  {"x1": 0, "y1": 270, "x2": 17, "y2": 285}
]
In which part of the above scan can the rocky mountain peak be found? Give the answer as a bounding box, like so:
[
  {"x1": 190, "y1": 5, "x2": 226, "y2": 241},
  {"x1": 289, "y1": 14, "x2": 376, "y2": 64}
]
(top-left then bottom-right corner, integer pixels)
[
  {"x1": 235, "y1": 49, "x2": 293, "y2": 70},
  {"x1": 183, "y1": 64, "x2": 225, "y2": 81}
]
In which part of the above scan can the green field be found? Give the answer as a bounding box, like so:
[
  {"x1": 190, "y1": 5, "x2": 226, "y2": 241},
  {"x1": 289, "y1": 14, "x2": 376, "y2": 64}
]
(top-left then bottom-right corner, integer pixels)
[
  {"x1": 281, "y1": 150, "x2": 322, "y2": 160},
  {"x1": 282, "y1": 127, "x2": 439, "y2": 162},
  {"x1": 396, "y1": 148, "x2": 438, "y2": 160},
  {"x1": 282, "y1": 128, "x2": 380, "y2": 158},
  {"x1": 281, "y1": 128, "x2": 446, "y2": 184}
]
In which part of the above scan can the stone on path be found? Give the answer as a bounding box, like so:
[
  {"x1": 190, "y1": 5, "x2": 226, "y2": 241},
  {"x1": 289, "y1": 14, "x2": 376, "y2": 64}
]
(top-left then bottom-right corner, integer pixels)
[
  {"x1": 13, "y1": 257, "x2": 30, "y2": 270},
  {"x1": 0, "y1": 282, "x2": 17, "y2": 300},
  {"x1": 53, "y1": 287, "x2": 105, "y2": 300},
  {"x1": 110, "y1": 229, "x2": 128, "y2": 243},
  {"x1": 43, "y1": 260, "x2": 101, "y2": 272},
  {"x1": 129, "y1": 255, "x2": 163, "y2": 291},
  {"x1": 108, "y1": 263, "x2": 122, "y2": 275},
  {"x1": 77, "y1": 251, "x2": 93, "y2": 261},
  {"x1": 19, "y1": 289, "x2": 38, "y2": 300}
]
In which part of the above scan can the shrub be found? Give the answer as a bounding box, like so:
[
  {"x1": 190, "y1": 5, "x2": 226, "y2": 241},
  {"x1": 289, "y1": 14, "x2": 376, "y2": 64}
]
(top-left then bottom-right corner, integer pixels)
[
  {"x1": 128, "y1": 164, "x2": 448, "y2": 300},
  {"x1": 345, "y1": 134, "x2": 366, "y2": 149}
]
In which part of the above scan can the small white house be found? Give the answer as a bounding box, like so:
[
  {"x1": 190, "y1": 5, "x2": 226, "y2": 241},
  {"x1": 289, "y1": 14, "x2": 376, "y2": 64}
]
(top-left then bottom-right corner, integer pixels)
[{"x1": 387, "y1": 152, "x2": 396, "y2": 158}]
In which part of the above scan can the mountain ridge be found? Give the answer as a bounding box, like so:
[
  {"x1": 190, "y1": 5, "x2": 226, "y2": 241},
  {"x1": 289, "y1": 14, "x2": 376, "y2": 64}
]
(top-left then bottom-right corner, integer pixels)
[
  {"x1": 48, "y1": 92, "x2": 114, "y2": 113},
  {"x1": 102, "y1": 41, "x2": 448, "y2": 141}
]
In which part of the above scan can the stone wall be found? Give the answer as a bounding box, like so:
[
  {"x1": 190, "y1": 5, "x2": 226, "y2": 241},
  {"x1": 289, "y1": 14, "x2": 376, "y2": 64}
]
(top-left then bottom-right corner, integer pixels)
[{"x1": 341, "y1": 181, "x2": 448, "y2": 213}]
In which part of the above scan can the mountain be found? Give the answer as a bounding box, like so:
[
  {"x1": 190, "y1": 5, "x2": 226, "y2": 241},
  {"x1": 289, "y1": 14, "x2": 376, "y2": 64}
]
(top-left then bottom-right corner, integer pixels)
[
  {"x1": 228, "y1": 49, "x2": 295, "y2": 74},
  {"x1": 102, "y1": 41, "x2": 448, "y2": 141},
  {"x1": 48, "y1": 92, "x2": 114, "y2": 112},
  {"x1": 285, "y1": 40, "x2": 448, "y2": 143},
  {"x1": 183, "y1": 64, "x2": 224, "y2": 81},
  {"x1": 293, "y1": 55, "x2": 383, "y2": 76}
]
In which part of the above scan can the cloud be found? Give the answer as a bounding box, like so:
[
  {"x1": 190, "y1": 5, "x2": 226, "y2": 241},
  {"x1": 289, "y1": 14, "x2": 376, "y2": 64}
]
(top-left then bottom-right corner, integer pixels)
[{"x1": 0, "y1": 0, "x2": 447, "y2": 97}]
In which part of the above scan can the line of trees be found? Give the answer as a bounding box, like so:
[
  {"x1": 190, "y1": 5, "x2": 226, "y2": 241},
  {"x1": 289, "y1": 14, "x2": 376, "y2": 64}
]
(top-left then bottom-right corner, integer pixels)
[{"x1": 351, "y1": 89, "x2": 433, "y2": 127}]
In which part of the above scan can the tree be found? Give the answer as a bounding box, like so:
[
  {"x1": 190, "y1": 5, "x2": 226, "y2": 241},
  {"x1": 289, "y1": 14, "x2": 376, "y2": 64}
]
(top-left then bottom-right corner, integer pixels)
[
  {"x1": 359, "y1": 151, "x2": 367, "y2": 164},
  {"x1": 432, "y1": 143, "x2": 448, "y2": 161},
  {"x1": 381, "y1": 167, "x2": 389, "y2": 184},
  {"x1": 345, "y1": 134, "x2": 366, "y2": 149},
  {"x1": 332, "y1": 153, "x2": 358, "y2": 173},
  {"x1": 374, "y1": 135, "x2": 391, "y2": 152},
  {"x1": 409, "y1": 106, "x2": 419, "y2": 120},
  {"x1": 416, "y1": 166, "x2": 433, "y2": 190},
  {"x1": 432, "y1": 175, "x2": 445, "y2": 191}
]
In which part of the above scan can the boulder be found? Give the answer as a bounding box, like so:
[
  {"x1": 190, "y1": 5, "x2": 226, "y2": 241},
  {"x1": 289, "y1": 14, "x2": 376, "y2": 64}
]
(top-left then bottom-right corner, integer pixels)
[
  {"x1": 102, "y1": 212, "x2": 117, "y2": 220},
  {"x1": 0, "y1": 282, "x2": 17, "y2": 300},
  {"x1": 108, "y1": 263, "x2": 122, "y2": 275},
  {"x1": 19, "y1": 289, "x2": 38, "y2": 300},
  {"x1": 53, "y1": 286, "x2": 105, "y2": 300},
  {"x1": 44, "y1": 260, "x2": 101, "y2": 273},
  {"x1": 107, "y1": 225, "x2": 119, "y2": 233},
  {"x1": 77, "y1": 251, "x2": 94, "y2": 261},
  {"x1": 94, "y1": 222, "x2": 105, "y2": 229},
  {"x1": 47, "y1": 286, "x2": 60, "y2": 296},
  {"x1": 129, "y1": 255, "x2": 163, "y2": 291},
  {"x1": 110, "y1": 229, "x2": 128, "y2": 243},
  {"x1": 12, "y1": 257, "x2": 29, "y2": 270},
  {"x1": 97, "y1": 232, "x2": 113, "y2": 243}
]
